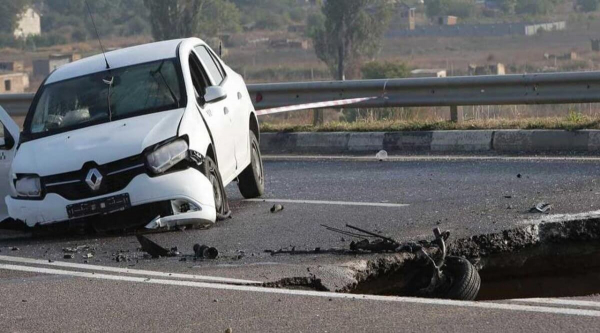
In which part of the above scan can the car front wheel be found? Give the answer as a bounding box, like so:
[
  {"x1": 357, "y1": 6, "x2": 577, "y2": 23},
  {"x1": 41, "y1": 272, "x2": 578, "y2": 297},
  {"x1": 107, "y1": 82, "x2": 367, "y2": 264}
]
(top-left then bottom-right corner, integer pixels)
[
  {"x1": 238, "y1": 131, "x2": 265, "y2": 199},
  {"x1": 201, "y1": 155, "x2": 230, "y2": 220}
]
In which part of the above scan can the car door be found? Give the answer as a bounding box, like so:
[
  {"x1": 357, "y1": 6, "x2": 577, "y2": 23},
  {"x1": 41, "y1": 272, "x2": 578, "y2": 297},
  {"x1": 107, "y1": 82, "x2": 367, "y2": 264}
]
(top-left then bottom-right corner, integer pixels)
[
  {"x1": 193, "y1": 46, "x2": 247, "y2": 173},
  {"x1": 188, "y1": 49, "x2": 236, "y2": 181},
  {"x1": 0, "y1": 106, "x2": 20, "y2": 220}
]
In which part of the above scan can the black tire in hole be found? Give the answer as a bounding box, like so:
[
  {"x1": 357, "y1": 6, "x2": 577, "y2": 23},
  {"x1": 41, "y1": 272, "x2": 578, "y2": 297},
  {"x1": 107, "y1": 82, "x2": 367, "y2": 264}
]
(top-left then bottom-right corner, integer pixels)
[
  {"x1": 201, "y1": 155, "x2": 230, "y2": 220},
  {"x1": 238, "y1": 131, "x2": 265, "y2": 199},
  {"x1": 436, "y1": 256, "x2": 481, "y2": 301}
]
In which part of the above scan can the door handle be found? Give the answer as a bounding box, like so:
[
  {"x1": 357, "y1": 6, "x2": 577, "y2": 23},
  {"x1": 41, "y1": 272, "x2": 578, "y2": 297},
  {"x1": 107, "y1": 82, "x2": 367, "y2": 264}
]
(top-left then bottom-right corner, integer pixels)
[
  {"x1": 224, "y1": 107, "x2": 229, "y2": 115},
  {"x1": 237, "y1": 92, "x2": 243, "y2": 100}
]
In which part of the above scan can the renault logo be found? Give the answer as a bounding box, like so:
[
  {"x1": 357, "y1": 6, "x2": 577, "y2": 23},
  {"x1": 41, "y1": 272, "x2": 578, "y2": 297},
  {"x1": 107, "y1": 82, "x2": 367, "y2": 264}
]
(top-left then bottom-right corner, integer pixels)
[{"x1": 85, "y1": 168, "x2": 103, "y2": 191}]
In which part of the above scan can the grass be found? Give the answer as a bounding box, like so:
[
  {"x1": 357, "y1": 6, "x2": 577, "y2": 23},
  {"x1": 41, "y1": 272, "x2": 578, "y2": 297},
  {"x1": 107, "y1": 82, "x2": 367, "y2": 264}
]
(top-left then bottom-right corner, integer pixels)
[{"x1": 261, "y1": 116, "x2": 600, "y2": 133}]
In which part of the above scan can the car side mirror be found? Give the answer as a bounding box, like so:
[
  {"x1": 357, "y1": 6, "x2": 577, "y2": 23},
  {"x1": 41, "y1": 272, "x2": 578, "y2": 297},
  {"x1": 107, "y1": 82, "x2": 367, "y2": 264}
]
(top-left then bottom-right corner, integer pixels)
[
  {"x1": 0, "y1": 134, "x2": 14, "y2": 150},
  {"x1": 204, "y1": 86, "x2": 227, "y2": 104}
]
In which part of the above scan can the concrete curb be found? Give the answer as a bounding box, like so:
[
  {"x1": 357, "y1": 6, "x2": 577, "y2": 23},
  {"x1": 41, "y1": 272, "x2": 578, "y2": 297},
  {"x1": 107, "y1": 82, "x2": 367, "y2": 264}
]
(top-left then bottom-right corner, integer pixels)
[{"x1": 260, "y1": 130, "x2": 600, "y2": 154}]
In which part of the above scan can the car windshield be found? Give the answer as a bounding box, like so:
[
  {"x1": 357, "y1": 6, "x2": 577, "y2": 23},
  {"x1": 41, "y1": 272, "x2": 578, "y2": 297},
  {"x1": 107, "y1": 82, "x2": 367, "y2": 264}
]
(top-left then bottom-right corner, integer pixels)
[{"x1": 28, "y1": 59, "x2": 183, "y2": 135}]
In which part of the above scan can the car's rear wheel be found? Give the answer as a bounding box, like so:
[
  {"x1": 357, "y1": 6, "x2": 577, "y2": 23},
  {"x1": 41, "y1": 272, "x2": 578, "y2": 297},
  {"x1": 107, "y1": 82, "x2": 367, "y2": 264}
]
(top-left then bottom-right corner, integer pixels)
[
  {"x1": 201, "y1": 155, "x2": 230, "y2": 220},
  {"x1": 238, "y1": 131, "x2": 265, "y2": 199}
]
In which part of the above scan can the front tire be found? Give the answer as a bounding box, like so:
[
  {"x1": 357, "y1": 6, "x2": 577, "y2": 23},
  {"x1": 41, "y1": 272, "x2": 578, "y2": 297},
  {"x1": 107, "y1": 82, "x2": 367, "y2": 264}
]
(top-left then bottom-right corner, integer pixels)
[
  {"x1": 238, "y1": 131, "x2": 265, "y2": 199},
  {"x1": 201, "y1": 155, "x2": 230, "y2": 220}
]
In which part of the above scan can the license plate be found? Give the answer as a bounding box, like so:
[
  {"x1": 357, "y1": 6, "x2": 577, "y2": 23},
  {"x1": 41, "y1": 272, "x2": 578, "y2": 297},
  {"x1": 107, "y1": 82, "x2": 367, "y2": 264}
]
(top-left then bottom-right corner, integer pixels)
[{"x1": 67, "y1": 194, "x2": 131, "y2": 219}]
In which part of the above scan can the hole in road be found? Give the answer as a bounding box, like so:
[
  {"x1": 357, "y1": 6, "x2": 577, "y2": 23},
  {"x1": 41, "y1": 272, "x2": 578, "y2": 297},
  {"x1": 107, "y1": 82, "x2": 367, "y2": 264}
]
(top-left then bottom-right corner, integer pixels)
[
  {"x1": 343, "y1": 242, "x2": 600, "y2": 301},
  {"x1": 476, "y1": 242, "x2": 600, "y2": 301},
  {"x1": 327, "y1": 219, "x2": 600, "y2": 302}
]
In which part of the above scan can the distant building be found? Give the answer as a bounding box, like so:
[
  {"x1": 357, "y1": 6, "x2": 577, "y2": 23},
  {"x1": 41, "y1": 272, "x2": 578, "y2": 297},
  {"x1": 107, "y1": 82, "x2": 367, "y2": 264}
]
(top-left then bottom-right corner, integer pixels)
[
  {"x1": 437, "y1": 16, "x2": 458, "y2": 26},
  {"x1": 33, "y1": 54, "x2": 81, "y2": 78},
  {"x1": 0, "y1": 61, "x2": 24, "y2": 73},
  {"x1": 411, "y1": 69, "x2": 447, "y2": 78},
  {"x1": 396, "y1": 3, "x2": 416, "y2": 31},
  {"x1": 0, "y1": 72, "x2": 30, "y2": 93},
  {"x1": 468, "y1": 63, "x2": 506, "y2": 76},
  {"x1": 14, "y1": 7, "x2": 41, "y2": 39},
  {"x1": 388, "y1": 21, "x2": 566, "y2": 38}
]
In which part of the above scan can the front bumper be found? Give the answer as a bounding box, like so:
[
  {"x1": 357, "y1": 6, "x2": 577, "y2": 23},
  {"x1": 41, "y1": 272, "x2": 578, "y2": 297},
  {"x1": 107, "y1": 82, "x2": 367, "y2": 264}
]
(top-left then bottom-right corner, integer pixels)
[{"x1": 6, "y1": 168, "x2": 216, "y2": 228}]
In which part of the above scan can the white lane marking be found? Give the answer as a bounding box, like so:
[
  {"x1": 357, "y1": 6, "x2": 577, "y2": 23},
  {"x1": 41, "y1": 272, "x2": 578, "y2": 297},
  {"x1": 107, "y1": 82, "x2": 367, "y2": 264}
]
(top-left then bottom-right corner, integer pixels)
[
  {"x1": 0, "y1": 255, "x2": 260, "y2": 285},
  {"x1": 263, "y1": 155, "x2": 600, "y2": 162},
  {"x1": 511, "y1": 298, "x2": 600, "y2": 308},
  {"x1": 2, "y1": 264, "x2": 600, "y2": 318},
  {"x1": 244, "y1": 199, "x2": 409, "y2": 208}
]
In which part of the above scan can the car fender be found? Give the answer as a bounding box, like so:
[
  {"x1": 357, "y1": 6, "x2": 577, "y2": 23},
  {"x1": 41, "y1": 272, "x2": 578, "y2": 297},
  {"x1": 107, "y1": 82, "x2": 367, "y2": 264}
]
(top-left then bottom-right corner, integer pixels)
[{"x1": 178, "y1": 106, "x2": 212, "y2": 159}]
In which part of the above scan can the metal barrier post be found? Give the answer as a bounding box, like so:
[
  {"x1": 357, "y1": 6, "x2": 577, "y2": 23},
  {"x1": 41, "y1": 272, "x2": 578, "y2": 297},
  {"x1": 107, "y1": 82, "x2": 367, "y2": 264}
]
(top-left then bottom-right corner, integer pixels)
[{"x1": 450, "y1": 106, "x2": 463, "y2": 123}]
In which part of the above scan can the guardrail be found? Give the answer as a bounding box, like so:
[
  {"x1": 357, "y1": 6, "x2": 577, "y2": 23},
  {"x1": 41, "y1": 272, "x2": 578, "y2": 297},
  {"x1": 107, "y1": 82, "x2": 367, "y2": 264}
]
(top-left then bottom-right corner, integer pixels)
[
  {"x1": 3, "y1": 71, "x2": 600, "y2": 121},
  {"x1": 0, "y1": 93, "x2": 36, "y2": 116},
  {"x1": 249, "y1": 71, "x2": 600, "y2": 121}
]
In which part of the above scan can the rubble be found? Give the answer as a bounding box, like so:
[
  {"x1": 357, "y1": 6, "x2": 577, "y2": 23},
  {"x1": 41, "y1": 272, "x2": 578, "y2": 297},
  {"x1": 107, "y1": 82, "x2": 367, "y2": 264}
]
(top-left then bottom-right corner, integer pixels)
[
  {"x1": 136, "y1": 235, "x2": 179, "y2": 258},
  {"x1": 267, "y1": 225, "x2": 482, "y2": 300},
  {"x1": 270, "y1": 204, "x2": 284, "y2": 214},
  {"x1": 193, "y1": 244, "x2": 219, "y2": 259},
  {"x1": 530, "y1": 202, "x2": 552, "y2": 214}
]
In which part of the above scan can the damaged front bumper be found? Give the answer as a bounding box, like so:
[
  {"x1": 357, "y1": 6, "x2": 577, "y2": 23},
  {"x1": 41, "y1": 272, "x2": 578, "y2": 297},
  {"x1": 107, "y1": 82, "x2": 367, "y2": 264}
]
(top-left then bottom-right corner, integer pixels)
[{"x1": 6, "y1": 168, "x2": 216, "y2": 228}]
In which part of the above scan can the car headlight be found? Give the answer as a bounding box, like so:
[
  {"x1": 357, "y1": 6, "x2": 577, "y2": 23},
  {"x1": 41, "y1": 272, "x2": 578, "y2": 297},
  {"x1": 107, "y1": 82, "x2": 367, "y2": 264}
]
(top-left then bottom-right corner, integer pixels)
[
  {"x1": 15, "y1": 176, "x2": 42, "y2": 198},
  {"x1": 146, "y1": 139, "x2": 188, "y2": 174}
]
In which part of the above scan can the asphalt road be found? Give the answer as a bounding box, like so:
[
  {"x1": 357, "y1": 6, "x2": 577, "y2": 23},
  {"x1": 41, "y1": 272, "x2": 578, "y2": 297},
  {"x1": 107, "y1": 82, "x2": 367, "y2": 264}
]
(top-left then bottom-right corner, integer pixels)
[{"x1": 2, "y1": 155, "x2": 600, "y2": 332}]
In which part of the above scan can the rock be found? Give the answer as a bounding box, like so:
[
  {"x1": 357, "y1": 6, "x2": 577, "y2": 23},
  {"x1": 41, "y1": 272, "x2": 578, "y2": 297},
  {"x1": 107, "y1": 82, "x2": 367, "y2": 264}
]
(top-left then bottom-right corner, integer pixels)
[
  {"x1": 376, "y1": 150, "x2": 388, "y2": 161},
  {"x1": 270, "y1": 204, "x2": 284, "y2": 213}
]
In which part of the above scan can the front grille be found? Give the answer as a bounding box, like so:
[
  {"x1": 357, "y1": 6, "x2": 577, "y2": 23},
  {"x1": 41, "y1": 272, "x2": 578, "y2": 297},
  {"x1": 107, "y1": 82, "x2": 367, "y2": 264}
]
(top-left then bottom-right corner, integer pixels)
[{"x1": 42, "y1": 155, "x2": 146, "y2": 201}]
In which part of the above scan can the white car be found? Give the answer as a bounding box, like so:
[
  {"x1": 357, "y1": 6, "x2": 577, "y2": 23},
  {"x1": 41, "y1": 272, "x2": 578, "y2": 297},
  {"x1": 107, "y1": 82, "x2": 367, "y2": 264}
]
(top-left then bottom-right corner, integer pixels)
[{"x1": 0, "y1": 38, "x2": 265, "y2": 229}]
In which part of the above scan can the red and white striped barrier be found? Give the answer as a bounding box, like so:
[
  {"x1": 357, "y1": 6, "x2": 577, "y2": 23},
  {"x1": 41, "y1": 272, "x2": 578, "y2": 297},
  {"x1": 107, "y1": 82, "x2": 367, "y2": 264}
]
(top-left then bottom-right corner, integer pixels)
[{"x1": 256, "y1": 97, "x2": 377, "y2": 116}]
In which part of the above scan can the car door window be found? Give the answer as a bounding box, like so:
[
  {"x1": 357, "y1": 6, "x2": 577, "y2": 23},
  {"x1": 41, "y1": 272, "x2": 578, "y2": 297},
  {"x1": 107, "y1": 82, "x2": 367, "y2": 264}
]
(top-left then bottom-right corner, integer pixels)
[
  {"x1": 194, "y1": 46, "x2": 225, "y2": 86},
  {"x1": 188, "y1": 54, "x2": 210, "y2": 103}
]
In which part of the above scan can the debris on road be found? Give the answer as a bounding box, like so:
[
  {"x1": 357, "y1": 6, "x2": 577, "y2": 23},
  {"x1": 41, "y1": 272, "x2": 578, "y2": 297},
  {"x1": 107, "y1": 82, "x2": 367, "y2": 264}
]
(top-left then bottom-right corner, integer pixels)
[
  {"x1": 270, "y1": 204, "x2": 284, "y2": 214},
  {"x1": 10, "y1": 247, "x2": 19, "y2": 251},
  {"x1": 136, "y1": 235, "x2": 179, "y2": 258},
  {"x1": 530, "y1": 202, "x2": 553, "y2": 214},
  {"x1": 376, "y1": 150, "x2": 388, "y2": 161},
  {"x1": 63, "y1": 254, "x2": 74, "y2": 259},
  {"x1": 517, "y1": 174, "x2": 522, "y2": 178},
  {"x1": 62, "y1": 245, "x2": 89, "y2": 253},
  {"x1": 193, "y1": 244, "x2": 219, "y2": 259},
  {"x1": 267, "y1": 226, "x2": 481, "y2": 301},
  {"x1": 82, "y1": 253, "x2": 94, "y2": 259}
]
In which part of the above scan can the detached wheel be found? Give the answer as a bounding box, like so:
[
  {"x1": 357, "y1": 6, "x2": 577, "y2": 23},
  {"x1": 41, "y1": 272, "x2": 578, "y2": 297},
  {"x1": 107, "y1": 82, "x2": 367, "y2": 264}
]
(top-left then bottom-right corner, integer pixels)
[
  {"x1": 238, "y1": 131, "x2": 265, "y2": 199},
  {"x1": 437, "y1": 256, "x2": 481, "y2": 301},
  {"x1": 201, "y1": 155, "x2": 230, "y2": 219}
]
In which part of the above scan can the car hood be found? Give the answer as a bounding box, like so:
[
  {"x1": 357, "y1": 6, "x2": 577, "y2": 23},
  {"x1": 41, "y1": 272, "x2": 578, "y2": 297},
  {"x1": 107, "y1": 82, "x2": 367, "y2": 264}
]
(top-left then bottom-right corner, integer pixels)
[{"x1": 13, "y1": 109, "x2": 185, "y2": 177}]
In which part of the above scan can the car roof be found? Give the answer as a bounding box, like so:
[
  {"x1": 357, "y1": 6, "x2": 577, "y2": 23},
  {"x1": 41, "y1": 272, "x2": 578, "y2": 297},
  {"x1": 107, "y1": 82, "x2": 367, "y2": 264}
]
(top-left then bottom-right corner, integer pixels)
[{"x1": 45, "y1": 38, "x2": 195, "y2": 85}]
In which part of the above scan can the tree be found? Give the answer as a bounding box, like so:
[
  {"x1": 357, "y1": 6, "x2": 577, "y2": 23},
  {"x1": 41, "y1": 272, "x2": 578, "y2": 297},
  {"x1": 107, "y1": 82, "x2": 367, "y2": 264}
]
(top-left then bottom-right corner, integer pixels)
[
  {"x1": 198, "y1": 0, "x2": 241, "y2": 36},
  {"x1": 496, "y1": 0, "x2": 517, "y2": 14},
  {"x1": 424, "y1": 0, "x2": 476, "y2": 18},
  {"x1": 361, "y1": 61, "x2": 410, "y2": 79},
  {"x1": 311, "y1": 0, "x2": 392, "y2": 81},
  {"x1": 0, "y1": 0, "x2": 30, "y2": 34},
  {"x1": 144, "y1": 0, "x2": 240, "y2": 40},
  {"x1": 143, "y1": 0, "x2": 206, "y2": 40},
  {"x1": 577, "y1": 0, "x2": 599, "y2": 12},
  {"x1": 515, "y1": 0, "x2": 558, "y2": 15}
]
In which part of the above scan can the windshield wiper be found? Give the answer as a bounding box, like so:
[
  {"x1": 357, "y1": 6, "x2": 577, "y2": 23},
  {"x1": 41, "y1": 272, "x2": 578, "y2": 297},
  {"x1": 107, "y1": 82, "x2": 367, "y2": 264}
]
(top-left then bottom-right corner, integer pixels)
[
  {"x1": 102, "y1": 75, "x2": 114, "y2": 121},
  {"x1": 151, "y1": 61, "x2": 180, "y2": 108}
]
